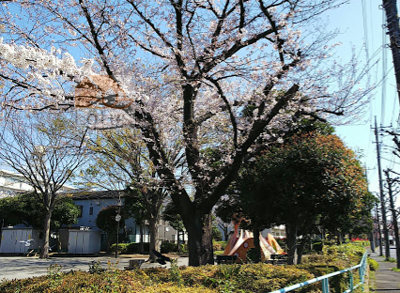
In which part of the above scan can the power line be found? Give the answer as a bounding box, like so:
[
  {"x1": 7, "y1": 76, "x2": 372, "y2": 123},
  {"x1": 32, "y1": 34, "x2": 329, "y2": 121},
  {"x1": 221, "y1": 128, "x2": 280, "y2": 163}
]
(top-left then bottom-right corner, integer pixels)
[{"x1": 361, "y1": 0, "x2": 371, "y2": 83}]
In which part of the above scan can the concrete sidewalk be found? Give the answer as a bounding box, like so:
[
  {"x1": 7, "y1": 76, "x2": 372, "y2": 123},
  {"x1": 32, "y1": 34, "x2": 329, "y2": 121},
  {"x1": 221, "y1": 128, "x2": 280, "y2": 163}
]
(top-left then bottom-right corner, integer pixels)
[{"x1": 370, "y1": 251, "x2": 400, "y2": 292}]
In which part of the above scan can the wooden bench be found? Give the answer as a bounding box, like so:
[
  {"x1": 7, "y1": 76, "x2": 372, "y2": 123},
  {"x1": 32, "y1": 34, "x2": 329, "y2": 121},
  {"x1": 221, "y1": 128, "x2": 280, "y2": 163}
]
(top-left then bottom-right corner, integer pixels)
[
  {"x1": 216, "y1": 255, "x2": 237, "y2": 264},
  {"x1": 124, "y1": 259, "x2": 146, "y2": 270}
]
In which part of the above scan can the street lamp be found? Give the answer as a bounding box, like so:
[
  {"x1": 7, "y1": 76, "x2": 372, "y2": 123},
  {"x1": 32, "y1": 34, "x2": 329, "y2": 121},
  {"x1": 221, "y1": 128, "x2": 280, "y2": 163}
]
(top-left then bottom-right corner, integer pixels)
[{"x1": 115, "y1": 194, "x2": 123, "y2": 258}]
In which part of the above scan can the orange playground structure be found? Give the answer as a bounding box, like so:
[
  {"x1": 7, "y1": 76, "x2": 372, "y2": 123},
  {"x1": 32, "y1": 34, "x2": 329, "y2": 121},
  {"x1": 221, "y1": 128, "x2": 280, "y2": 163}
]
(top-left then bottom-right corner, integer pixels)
[{"x1": 223, "y1": 222, "x2": 285, "y2": 262}]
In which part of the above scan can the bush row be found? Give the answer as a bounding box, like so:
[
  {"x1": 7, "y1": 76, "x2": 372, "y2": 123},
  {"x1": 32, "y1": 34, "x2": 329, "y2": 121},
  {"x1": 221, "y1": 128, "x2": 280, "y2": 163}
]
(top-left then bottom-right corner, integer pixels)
[
  {"x1": 0, "y1": 263, "x2": 319, "y2": 293},
  {"x1": 110, "y1": 242, "x2": 150, "y2": 254},
  {"x1": 298, "y1": 243, "x2": 368, "y2": 293},
  {"x1": 109, "y1": 241, "x2": 188, "y2": 254},
  {"x1": 0, "y1": 243, "x2": 369, "y2": 293}
]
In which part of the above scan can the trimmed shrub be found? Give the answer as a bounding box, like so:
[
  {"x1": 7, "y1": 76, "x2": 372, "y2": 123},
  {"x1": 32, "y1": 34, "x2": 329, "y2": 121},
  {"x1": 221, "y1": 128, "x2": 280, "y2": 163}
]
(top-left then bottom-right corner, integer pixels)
[
  {"x1": 322, "y1": 243, "x2": 365, "y2": 264},
  {"x1": 110, "y1": 242, "x2": 149, "y2": 254},
  {"x1": 368, "y1": 258, "x2": 379, "y2": 271},
  {"x1": 298, "y1": 243, "x2": 366, "y2": 293},
  {"x1": 0, "y1": 243, "x2": 366, "y2": 293},
  {"x1": 312, "y1": 241, "x2": 323, "y2": 252},
  {"x1": 161, "y1": 241, "x2": 178, "y2": 253},
  {"x1": 145, "y1": 263, "x2": 320, "y2": 293},
  {"x1": 110, "y1": 243, "x2": 129, "y2": 254},
  {"x1": 179, "y1": 243, "x2": 188, "y2": 254},
  {"x1": 0, "y1": 263, "x2": 320, "y2": 293}
]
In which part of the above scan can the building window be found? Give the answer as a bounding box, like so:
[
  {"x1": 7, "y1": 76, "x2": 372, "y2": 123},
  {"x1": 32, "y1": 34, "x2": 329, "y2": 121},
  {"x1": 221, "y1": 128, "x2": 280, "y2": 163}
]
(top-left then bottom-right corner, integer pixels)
[
  {"x1": 77, "y1": 205, "x2": 83, "y2": 218},
  {"x1": 89, "y1": 206, "x2": 93, "y2": 215}
]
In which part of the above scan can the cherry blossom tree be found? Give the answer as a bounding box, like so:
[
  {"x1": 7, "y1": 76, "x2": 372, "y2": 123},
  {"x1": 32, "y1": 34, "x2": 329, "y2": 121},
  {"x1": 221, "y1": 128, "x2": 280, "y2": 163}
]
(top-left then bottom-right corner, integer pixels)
[{"x1": 0, "y1": 0, "x2": 371, "y2": 265}]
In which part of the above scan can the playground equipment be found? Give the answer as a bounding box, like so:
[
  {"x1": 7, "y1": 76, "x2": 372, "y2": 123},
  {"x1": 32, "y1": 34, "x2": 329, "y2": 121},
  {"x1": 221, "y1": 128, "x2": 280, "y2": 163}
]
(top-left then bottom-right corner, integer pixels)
[
  {"x1": 223, "y1": 221, "x2": 285, "y2": 262},
  {"x1": 266, "y1": 233, "x2": 285, "y2": 254}
]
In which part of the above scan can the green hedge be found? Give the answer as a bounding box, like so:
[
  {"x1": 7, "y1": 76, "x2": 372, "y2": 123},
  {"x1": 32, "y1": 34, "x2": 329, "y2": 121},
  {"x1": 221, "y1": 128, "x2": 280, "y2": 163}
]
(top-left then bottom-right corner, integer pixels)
[
  {"x1": 298, "y1": 243, "x2": 366, "y2": 293},
  {"x1": 110, "y1": 242, "x2": 150, "y2": 254},
  {"x1": 111, "y1": 241, "x2": 188, "y2": 254},
  {"x1": 161, "y1": 241, "x2": 178, "y2": 253},
  {"x1": 0, "y1": 264, "x2": 320, "y2": 293},
  {"x1": 0, "y1": 243, "x2": 367, "y2": 293},
  {"x1": 368, "y1": 258, "x2": 379, "y2": 271}
]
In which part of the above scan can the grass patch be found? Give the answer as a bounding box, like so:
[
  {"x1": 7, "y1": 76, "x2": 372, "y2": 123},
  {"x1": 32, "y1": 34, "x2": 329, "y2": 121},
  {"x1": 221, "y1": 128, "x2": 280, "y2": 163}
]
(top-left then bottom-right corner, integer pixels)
[
  {"x1": 392, "y1": 267, "x2": 400, "y2": 272},
  {"x1": 368, "y1": 258, "x2": 379, "y2": 271},
  {"x1": 369, "y1": 270, "x2": 376, "y2": 292},
  {"x1": 385, "y1": 257, "x2": 396, "y2": 263}
]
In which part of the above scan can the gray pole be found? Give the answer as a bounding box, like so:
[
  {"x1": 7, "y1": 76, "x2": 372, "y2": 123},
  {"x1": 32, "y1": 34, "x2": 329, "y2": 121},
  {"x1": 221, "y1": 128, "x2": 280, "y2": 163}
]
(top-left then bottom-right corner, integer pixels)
[
  {"x1": 365, "y1": 168, "x2": 376, "y2": 253},
  {"x1": 383, "y1": 0, "x2": 400, "y2": 104},
  {"x1": 115, "y1": 195, "x2": 122, "y2": 259},
  {"x1": 376, "y1": 201, "x2": 384, "y2": 256},
  {"x1": 375, "y1": 117, "x2": 390, "y2": 260}
]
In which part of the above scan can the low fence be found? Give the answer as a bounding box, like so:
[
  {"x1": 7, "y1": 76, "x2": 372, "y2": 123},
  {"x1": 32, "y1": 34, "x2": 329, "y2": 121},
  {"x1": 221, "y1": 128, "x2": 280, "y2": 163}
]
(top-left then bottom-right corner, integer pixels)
[{"x1": 269, "y1": 252, "x2": 368, "y2": 293}]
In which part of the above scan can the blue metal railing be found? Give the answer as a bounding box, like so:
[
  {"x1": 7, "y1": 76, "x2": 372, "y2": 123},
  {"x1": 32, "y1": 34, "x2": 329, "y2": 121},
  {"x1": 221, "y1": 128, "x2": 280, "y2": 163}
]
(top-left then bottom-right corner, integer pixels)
[{"x1": 269, "y1": 252, "x2": 368, "y2": 293}]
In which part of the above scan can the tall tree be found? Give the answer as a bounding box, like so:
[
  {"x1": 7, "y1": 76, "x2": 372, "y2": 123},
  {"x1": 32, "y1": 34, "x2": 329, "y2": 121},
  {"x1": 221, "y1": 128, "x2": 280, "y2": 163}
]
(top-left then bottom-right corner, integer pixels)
[
  {"x1": 81, "y1": 129, "x2": 178, "y2": 261},
  {"x1": 0, "y1": 114, "x2": 86, "y2": 258},
  {"x1": 0, "y1": 1, "x2": 371, "y2": 265},
  {"x1": 219, "y1": 124, "x2": 371, "y2": 264},
  {"x1": 0, "y1": 192, "x2": 80, "y2": 230},
  {"x1": 96, "y1": 205, "x2": 125, "y2": 249},
  {"x1": 384, "y1": 169, "x2": 400, "y2": 269}
]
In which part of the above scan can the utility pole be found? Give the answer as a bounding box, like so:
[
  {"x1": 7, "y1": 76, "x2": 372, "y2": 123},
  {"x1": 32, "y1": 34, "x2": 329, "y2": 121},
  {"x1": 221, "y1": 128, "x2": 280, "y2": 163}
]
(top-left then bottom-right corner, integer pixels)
[
  {"x1": 382, "y1": 0, "x2": 400, "y2": 104},
  {"x1": 366, "y1": 167, "x2": 376, "y2": 253},
  {"x1": 384, "y1": 169, "x2": 400, "y2": 268},
  {"x1": 374, "y1": 117, "x2": 391, "y2": 260},
  {"x1": 376, "y1": 200, "x2": 383, "y2": 256}
]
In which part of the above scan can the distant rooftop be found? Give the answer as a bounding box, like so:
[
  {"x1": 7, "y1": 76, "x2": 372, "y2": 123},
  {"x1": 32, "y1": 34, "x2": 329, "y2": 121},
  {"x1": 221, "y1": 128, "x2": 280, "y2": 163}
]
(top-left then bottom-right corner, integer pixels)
[
  {"x1": 68, "y1": 190, "x2": 126, "y2": 200},
  {"x1": 0, "y1": 169, "x2": 76, "y2": 198}
]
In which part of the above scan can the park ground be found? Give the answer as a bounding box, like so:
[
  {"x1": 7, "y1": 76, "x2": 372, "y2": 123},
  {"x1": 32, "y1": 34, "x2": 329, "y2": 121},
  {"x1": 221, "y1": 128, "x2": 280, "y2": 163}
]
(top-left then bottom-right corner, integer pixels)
[
  {"x1": 0, "y1": 254, "x2": 188, "y2": 281},
  {"x1": 0, "y1": 243, "x2": 388, "y2": 292}
]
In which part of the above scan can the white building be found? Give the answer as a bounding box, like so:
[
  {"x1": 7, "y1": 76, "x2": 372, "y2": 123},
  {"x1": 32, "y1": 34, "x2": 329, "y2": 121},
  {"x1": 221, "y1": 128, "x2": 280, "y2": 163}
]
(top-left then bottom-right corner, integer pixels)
[
  {"x1": 0, "y1": 170, "x2": 34, "y2": 198},
  {"x1": 0, "y1": 169, "x2": 75, "y2": 198}
]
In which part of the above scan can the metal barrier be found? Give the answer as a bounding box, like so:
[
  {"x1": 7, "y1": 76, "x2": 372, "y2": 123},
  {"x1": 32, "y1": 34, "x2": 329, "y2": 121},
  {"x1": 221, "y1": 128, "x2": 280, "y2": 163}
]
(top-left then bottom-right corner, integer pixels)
[{"x1": 269, "y1": 252, "x2": 368, "y2": 293}]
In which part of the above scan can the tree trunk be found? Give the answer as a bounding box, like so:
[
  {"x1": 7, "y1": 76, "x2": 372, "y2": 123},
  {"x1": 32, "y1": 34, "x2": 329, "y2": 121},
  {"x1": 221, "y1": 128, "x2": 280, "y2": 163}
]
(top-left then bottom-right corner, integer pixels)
[
  {"x1": 177, "y1": 231, "x2": 181, "y2": 253},
  {"x1": 336, "y1": 230, "x2": 342, "y2": 245},
  {"x1": 386, "y1": 174, "x2": 400, "y2": 268},
  {"x1": 139, "y1": 222, "x2": 144, "y2": 254},
  {"x1": 369, "y1": 231, "x2": 375, "y2": 253},
  {"x1": 252, "y1": 226, "x2": 261, "y2": 263},
  {"x1": 40, "y1": 210, "x2": 52, "y2": 259},
  {"x1": 184, "y1": 213, "x2": 214, "y2": 266},
  {"x1": 148, "y1": 217, "x2": 160, "y2": 262},
  {"x1": 296, "y1": 235, "x2": 309, "y2": 264},
  {"x1": 223, "y1": 225, "x2": 228, "y2": 241},
  {"x1": 286, "y1": 222, "x2": 297, "y2": 265}
]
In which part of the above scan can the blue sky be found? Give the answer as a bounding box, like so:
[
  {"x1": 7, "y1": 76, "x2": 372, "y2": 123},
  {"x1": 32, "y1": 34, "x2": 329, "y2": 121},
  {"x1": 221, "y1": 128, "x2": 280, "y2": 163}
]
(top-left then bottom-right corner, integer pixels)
[
  {"x1": 325, "y1": 1, "x2": 400, "y2": 198},
  {"x1": 0, "y1": 1, "x2": 396, "y2": 199}
]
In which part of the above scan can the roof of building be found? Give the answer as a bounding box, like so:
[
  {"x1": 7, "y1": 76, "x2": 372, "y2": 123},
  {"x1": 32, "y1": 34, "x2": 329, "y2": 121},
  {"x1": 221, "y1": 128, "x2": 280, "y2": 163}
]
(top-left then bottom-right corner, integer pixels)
[
  {"x1": 0, "y1": 169, "x2": 76, "y2": 191},
  {"x1": 68, "y1": 190, "x2": 126, "y2": 200}
]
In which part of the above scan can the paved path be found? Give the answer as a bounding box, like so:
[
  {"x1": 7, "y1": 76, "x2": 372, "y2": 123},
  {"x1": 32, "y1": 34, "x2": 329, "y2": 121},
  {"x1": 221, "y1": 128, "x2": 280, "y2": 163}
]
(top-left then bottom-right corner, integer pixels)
[
  {"x1": 0, "y1": 255, "x2": 188, "y2": 281},
  {"x1": 370, "y1": 250, "x2": 400, "y2": 292}
]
